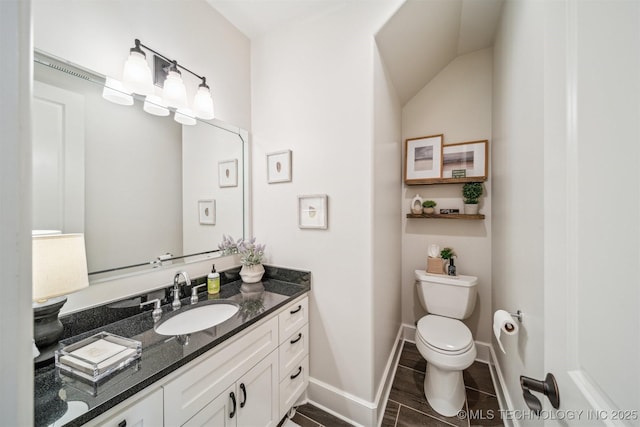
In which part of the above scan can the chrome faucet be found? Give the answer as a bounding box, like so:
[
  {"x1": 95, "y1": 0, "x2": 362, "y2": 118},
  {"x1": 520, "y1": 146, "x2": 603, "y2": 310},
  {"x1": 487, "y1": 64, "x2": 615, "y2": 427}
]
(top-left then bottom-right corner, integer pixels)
[{"x1": 172, "y1": 271, "x2": 191, "y2": 310}]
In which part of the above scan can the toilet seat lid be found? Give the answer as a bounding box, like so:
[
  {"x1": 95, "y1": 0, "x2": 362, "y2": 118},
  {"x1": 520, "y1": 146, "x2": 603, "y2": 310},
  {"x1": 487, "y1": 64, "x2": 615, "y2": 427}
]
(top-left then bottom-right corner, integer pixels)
[{"x1": 417, "y1": 315, "x2": 473, "y2": 353}]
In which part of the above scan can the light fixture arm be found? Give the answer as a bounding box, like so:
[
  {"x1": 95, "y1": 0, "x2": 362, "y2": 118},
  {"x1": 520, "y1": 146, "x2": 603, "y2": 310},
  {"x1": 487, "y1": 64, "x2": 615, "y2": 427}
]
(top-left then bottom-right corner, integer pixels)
[{"x1": 134, "y1": 38, "x2": 206, "y2": 83}]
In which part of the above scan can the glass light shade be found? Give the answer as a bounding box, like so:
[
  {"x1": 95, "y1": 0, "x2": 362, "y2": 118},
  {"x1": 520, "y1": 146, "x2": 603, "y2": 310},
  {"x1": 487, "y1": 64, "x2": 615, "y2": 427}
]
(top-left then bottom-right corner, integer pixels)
[
  {"x1": 122, "y1": 51, "x2": 154, "y2": 96},
  {"x1": 102, "y1": 77, "x2": 134, "y2": 106},
  {"x1": 32, "y1": 234, "x2": 89, "y2": 302},
  {"x1": 163, "y1": 70, "x2": 188, "y2": 109},
  {"x1": 193, "y1": 86, "x2": 214, "y2": 120},
  {"x1": 143, "y1": 95, "x2": 170, "y2": 116},
  {"x1": 174, "y1": 108, "x2": 197, "y2": 126}
]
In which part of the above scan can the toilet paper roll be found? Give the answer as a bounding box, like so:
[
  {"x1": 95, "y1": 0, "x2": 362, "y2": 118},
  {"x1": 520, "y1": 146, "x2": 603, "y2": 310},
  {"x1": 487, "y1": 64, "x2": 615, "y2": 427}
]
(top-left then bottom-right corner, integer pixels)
[{"x1": 493, "y1": 310, "x2": 519, "y2": 354}]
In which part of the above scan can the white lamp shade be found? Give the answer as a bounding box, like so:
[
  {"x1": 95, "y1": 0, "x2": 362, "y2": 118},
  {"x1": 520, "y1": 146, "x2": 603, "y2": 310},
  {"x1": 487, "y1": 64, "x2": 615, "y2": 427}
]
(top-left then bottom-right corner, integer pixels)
[
  {"x1": 193, "y1": 86, "x2": 214, "y2": 120},
  {"x1": 102, "y1": 77, "x2": 134, "y2": 106},
  {"x1": 143, "y1": 95, "x2": 170, "y2": 116},
  {"x1": 32, "y1": 234, "x2": 89, "y2": 302},
  {"x1": 174, "y1": 107, "x2": 197, "y2": 126},
  {"x1": 122, "y1": 51, "x2": 154, "y2": 96},
  {"x1": 163, "y1": 70, "x2": 188, "y2": 109}
]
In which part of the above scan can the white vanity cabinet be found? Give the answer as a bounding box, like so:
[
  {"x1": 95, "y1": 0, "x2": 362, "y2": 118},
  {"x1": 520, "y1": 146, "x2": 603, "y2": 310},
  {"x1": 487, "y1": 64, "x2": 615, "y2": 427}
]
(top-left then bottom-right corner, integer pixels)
[
  {"x1": 80, "y1": 295, "x2": 309, "y2": 427},
  {"x1": 277, "y1": 297, "x2": 309, "y2": 420},
  {"x1": 83, "y1": 388, "x2": 163, "y2": 427}
]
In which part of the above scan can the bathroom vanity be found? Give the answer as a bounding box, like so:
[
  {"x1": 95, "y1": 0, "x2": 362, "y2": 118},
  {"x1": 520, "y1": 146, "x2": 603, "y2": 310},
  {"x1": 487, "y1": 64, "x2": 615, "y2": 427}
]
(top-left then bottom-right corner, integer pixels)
[{"x1": 34, "y1": 267, "x2": 310, "y2": 427}]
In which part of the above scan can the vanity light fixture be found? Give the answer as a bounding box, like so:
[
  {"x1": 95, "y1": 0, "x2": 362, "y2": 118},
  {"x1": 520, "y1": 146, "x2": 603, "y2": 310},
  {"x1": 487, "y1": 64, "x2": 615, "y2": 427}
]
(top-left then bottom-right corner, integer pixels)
[{"x1": 111, "y1": 38, "x2": 215, "y2": 124}]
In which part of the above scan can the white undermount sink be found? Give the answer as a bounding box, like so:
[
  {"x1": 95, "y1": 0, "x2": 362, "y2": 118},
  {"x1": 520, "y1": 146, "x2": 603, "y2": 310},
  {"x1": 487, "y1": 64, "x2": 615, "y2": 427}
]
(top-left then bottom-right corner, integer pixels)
[{"x1": 154, "y1": 300, "x2": 239, "y2": 336}]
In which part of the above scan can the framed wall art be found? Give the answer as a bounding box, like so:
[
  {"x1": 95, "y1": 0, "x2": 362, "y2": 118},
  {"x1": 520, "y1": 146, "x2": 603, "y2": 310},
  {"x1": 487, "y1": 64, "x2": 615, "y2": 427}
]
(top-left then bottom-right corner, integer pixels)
[
  {"x1": 218, "y1": 159, "x2": 238, "y2": 187},
  {"x1": 198, "y1": 200, "x2": 215, "y2": 225},
  {"x1": 267, "y1": 150, "x2": 292, "y2": 183},
  {"x1": 298, "y1": 194, "x2": 328, "y2": 229},
  {"x1": 441, "y1": 140, "x2": 488, "y2": 180},
  {"x1": 404, "y1": 134, "x2": 443, "y2": 184}
]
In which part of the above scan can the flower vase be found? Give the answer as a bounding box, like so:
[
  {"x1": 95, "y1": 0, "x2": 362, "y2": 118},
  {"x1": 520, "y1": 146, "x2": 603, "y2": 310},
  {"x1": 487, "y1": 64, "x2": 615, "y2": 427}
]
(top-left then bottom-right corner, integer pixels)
[{"x1": 239, "y1": 264, "x2": 265, "y2": 283}]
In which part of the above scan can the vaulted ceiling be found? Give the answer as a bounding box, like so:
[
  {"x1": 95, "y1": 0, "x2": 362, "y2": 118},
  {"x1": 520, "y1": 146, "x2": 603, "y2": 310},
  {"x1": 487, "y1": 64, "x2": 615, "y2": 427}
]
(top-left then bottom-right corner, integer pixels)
[{"x1": 207, "y1": 0, "x2": 503, "y2": 105}]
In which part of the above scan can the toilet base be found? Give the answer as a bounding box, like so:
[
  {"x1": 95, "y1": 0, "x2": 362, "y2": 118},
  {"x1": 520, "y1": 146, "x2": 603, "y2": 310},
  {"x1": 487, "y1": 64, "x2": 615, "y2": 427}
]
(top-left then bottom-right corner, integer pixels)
[{"x1": 424, "y1": 363, "x2": 466, "y2": 417}]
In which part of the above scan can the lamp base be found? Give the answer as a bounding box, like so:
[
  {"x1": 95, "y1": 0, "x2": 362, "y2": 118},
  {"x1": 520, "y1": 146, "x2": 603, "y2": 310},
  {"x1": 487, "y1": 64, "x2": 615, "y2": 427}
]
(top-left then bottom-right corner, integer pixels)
[{"x1": 33, "y1": 296, "x2": 67, "y2": 367}]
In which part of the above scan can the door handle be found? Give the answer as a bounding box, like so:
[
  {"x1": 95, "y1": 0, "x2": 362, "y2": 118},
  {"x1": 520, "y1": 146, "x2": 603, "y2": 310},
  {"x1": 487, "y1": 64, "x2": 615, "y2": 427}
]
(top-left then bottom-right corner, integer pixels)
[
  {"x1": 240, "y1": 383, "x2": 247, "y2": 408},
  {"x1": 229, "y1": 391, "x2": 237, "y2": 418},
  {"x1": 520, "y1": 373, "x2": 560, "y2": 415}
]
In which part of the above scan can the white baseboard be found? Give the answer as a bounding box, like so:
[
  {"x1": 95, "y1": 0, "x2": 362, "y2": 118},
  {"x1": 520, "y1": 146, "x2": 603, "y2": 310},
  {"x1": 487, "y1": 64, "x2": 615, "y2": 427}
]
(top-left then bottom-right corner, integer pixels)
[
  {"x1": 306, "y1": 325, "x2": 405, "y2": 427},
  {"x1": 488, "y1": 344, "x2": 518, "y2": 427}
]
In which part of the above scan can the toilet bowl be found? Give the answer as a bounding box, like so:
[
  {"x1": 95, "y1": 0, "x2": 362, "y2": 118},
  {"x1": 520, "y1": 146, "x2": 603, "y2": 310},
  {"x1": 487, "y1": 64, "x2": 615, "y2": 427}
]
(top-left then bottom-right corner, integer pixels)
[
  {"x1": 414, "y1": 270, "x2": 478, "y2": 417},
  {"x1": 415, "y1": 315, "x2": 476, "y2": 416}
]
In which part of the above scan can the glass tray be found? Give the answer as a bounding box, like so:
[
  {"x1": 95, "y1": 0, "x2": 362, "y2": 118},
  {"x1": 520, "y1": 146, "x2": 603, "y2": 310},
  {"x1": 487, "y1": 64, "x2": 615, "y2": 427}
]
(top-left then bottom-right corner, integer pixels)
[{"x1": 55, "y1": 332, "x2": 141, "y2": 383}]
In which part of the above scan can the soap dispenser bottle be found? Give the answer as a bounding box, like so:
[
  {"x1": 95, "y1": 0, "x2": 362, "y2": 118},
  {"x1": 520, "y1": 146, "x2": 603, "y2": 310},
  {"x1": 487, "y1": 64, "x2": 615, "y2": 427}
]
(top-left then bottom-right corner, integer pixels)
[
  {"x1": 207, "y1": 265, "x2": 220, "y2": 294},
  {"x1": 447, "y1": 258, "x2": 457, "y2": 276}
]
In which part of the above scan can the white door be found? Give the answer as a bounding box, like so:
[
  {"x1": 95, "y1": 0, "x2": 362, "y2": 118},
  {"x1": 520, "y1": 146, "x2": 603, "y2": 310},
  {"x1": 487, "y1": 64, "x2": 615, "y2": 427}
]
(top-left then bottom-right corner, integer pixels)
[
  {"x1": 182, "y1": 384, "x2": 237, "y2": 427},
  {"x1": 237, "y1": 350, "x2": 279, "y2": 427},
  {"x1": 32, "y1": 80, "x2": 84, "y2": 234},
  {"x1": 544, "y1": 0, "x2": 639, "y2": 424}
]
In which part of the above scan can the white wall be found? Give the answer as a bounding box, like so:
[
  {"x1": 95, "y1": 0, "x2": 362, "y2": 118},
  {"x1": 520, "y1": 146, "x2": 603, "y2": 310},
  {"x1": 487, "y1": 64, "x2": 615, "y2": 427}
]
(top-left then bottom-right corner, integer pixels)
[
  {"x1": 32, "y1": 0, "x2": 251, "y2": 312},
  {"x1": 0, "y1": 0, "x2": 33, "y2": 423},
  {"x1": 492, "y1": 0, "x2": 544, "y2": 413},
  {"x1": 401, "y1": 48, "x2": 493, "y2": 343},
  {"x1": 372, "y1": 44, "x2": 402, "y2": 404},
  {"x1": 250, "y1": 2, "x2": 402, "y2": 424}
]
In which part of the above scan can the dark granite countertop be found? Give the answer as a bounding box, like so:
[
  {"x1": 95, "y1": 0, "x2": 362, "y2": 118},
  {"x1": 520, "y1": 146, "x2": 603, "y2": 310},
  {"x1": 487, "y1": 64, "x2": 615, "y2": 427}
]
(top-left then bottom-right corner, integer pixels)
[{"x1": 34, "y1": 266, "x2": 310, "y2": 427}]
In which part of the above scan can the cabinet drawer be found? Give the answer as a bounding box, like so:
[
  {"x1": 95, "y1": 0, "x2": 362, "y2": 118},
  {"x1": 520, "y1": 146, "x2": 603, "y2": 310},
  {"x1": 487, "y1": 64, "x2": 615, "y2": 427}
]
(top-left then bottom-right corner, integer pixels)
[
  {"x1": 279, "y1": 355, "x2": 309, "y2": 419},
  {"x1": 278, "y1": 297, "x2": 308, "y2": 344},
  {"x1": 279, "y1": 323, "x2": 309, "y2": 381},
  {"x1": 163, "y1": 317, "x2": 278, "y2": 426},
  {"x1": 84, "y1": 388, "x2": 163, "y2": 427}
]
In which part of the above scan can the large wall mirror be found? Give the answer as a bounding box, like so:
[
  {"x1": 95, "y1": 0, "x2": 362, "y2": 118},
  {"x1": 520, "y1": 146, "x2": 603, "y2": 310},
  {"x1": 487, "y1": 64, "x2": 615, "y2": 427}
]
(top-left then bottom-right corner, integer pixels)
[{"x1": 33, "y1": 50, "x2": 248, "y2": 283}]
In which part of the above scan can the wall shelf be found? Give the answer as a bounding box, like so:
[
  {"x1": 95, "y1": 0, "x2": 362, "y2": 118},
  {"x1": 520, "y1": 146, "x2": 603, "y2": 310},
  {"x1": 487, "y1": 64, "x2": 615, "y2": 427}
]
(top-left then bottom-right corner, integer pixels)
[
  {"x1": 406, "y1": 213, "x2": 485, "y2": 220},
  {"x1": 405, "y1": 177, "x2": 487, "y2": 185}
]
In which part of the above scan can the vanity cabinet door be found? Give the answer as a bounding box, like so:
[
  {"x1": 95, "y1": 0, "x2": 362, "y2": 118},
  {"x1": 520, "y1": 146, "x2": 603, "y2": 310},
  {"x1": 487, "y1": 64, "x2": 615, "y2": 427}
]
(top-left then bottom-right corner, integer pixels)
[
  {"x1": 279, "y1": 323, "x2": 309, "y2": 381},
  {"x1": 237, "y1": 350, "x2": 279, "y2": 427},
  {"x1": 182, "y1": 384, "x2": 236, "y2": 427},
  {"x1": 84, "y1": 388, "x2": 163, "y2": 427},
  {"x1": 279, "y1": 355, "x2": 309, "y2": 419}
]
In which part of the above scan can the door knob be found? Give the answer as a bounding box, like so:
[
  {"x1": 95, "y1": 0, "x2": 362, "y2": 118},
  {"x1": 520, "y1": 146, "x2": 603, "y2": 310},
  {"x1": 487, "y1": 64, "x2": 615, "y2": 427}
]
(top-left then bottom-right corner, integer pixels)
[{"x1": 520, "y1": 373, "x2": 560, "y2": 415}]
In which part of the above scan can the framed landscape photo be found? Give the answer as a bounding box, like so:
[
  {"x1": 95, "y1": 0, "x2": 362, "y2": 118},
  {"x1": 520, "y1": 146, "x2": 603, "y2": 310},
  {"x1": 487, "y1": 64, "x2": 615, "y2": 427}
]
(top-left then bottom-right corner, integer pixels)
[
  {"x1": 404, "y1": 134, "x2": 443, "y2": 184},
  {"x1": 298, "y1": 194, "x2": 328, "y2": 229},
  {"x1": 441, "y1": 140, "x2": 488, "y2": 180},
  {"x1": 218, "y1": 159, "x2": 238, "y2": 187},
  {"x1": 198, "y1": 200, "x2": 215, "y2": 225},
  {"x1": 267, "y1": 150, "x2": 292, "y2": 183}
]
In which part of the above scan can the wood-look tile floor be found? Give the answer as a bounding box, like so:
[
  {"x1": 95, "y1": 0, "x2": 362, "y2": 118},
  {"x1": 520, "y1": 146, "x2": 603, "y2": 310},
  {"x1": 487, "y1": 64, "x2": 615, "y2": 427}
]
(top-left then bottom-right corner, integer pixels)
[{"x1": 280, "y1": 341, "x2": 503, "y2": 427}]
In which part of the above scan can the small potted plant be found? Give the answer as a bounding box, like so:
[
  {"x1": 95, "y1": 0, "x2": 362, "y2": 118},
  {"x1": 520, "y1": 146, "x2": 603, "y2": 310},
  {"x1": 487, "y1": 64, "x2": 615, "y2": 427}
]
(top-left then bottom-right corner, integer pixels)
[
  {"x1": 219, "y1": 235, "x2": 266, "y2": 283},
  {"x1": 462, "y1": 182, "x2": 483, "y2": 215},
  {"x1": 422, "y1": 200, "x2": 437, "y2": 215}
]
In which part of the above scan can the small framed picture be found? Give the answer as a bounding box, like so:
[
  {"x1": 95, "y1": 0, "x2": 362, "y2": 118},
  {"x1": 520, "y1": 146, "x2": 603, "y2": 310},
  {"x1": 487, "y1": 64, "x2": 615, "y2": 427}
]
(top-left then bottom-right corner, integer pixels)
[
  {"x1": 404, "y1": 134, "x2": 443, "y2": 184},
  {"x1": 198, "y1": 200, "x2": 215, "y2": 225},
  {"x1": 442, "y1": 140, "x2": 488, "y2": 180},
  {"x1": 267, "y1": 150, "x2": 292, "y2": 183},
  {"x1": 218, "y1": 159, "x2": 238, "y2": 187},
  {"x1": 298, "y1": 194, "x2": 328, "y2": 229}
]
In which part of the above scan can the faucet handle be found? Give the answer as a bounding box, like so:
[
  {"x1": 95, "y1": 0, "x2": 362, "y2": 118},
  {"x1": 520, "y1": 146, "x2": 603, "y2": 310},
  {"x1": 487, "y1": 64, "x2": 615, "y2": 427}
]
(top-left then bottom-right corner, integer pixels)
[
  {"x1": 140, "y1": 298, "x2": 162, "y2": 322},
  {"x1": 190, "y1": 283, "x2": 208, "y2": 305}
]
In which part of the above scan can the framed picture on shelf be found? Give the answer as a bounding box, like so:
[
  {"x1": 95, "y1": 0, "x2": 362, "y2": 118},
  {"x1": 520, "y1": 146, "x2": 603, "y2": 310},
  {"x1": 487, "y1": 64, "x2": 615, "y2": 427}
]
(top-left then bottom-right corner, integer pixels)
[
  {"x1": 298, "y1": 194, "x2": 328, "y2": 229},
  {"x1": 267, "y1": 150, "x2": 292, "y2": 183},
  {"x1": 218, "y1": 159, "x2": 238, "y2": 187},
  {"x1": 198, "y1": 200, "x2": 215, "y2": 225},
  {"x1": 404, "y1": 134, "x2": 443, "y2": 184},
  {"x1": 441, "y1": 140, "x2": 488, "y2": 180}
]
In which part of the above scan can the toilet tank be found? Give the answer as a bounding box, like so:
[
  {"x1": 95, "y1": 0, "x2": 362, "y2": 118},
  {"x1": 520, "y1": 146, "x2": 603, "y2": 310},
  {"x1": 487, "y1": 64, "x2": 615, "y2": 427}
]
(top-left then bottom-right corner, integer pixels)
[{"x1": 414, "y1": 270, "x2": 478, "y2": 319}]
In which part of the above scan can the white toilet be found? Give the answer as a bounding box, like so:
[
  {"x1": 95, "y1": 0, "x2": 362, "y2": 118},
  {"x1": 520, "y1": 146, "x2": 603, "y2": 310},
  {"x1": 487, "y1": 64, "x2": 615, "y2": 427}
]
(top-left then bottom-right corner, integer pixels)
[{"x1": 414, "y1": 270, "x2": 478, "y2": 417}]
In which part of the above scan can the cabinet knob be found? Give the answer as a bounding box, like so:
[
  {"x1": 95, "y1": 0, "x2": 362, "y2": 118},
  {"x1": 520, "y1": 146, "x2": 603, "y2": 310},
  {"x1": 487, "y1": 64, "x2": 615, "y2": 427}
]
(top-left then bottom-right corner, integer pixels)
[
  {"x1": 290, "y1": 305, "x2": 302, "y2": 314},
  {"x1": 290, "y1": 333, "x2": 302, "y2": 344},
  {"x1": 118, "y1": 421, "x2": 127, "y2": 427}
]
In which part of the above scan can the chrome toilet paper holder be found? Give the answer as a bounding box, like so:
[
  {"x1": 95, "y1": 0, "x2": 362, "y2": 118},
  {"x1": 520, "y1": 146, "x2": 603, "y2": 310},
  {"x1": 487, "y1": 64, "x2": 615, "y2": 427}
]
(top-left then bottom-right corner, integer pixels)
[{"x1": 510, "y1": 310, "x2": 523, "y2": 322}]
